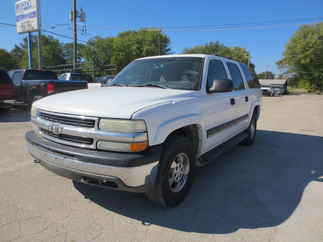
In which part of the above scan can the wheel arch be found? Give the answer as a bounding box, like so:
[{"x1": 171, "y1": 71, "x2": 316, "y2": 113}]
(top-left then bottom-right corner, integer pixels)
[
  {"x1": 162, "y1": 124, "x2": 203, "y2": 159},
  {"x1": 253, "y1": 105, "x2": 260, "y2": 120}
]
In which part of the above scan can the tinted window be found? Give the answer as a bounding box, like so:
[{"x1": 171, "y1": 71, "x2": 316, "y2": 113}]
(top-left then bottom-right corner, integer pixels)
[
  {"x1": 111, "y1": 57, "x2": 204, "y2": 90},
  {"x1": 206, "y1": 60, "x2": 228, "y2": 91},
  {"x1": 58, "y1": 74, "x2": 67, "y2": 80},
  {"x1": 70, "y1": 73, "x2": 83, "y2": 80},
  {"x1": 240, "y1": 63, "x2": 260, "y2": 88},
  {"x1": 0, "y1": 70, "x2": 12, "y2": 84},
  {"x1": 23, "y1": 70, "x2": 57, "y2": 80},
  {"x1": 227, "y1": 62, "x2": 245, "y2": 90},
  {"x1": 70, "y1": 73, "x2": 93, "y2": 83},
  {"x1": 12, "y1": 71, "x2": 24, "y2": 85}
]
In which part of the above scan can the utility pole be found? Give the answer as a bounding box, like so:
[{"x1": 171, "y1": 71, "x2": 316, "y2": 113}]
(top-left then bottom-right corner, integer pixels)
[{"x1": 72, "y1": 0, "x2": 78, "y2": 70}]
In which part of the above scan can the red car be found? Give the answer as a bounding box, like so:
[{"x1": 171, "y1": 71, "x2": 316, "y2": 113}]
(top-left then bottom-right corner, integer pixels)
[{"x1": 0, "y1": 69, "x2": 15, "y2": 110}]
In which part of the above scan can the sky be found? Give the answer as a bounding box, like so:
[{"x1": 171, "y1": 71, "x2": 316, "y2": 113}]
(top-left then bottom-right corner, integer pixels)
[{"x1": 1, "y1": 0, "x2": 323, "y2": 73}]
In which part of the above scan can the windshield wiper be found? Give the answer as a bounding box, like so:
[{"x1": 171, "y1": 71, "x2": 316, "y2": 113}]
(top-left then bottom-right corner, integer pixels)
[{"x1": 132, "y1": 84, "x2": 168, "y2": 89}]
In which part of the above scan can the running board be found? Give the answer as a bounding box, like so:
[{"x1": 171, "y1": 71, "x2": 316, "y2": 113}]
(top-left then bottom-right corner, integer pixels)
[{"x1": 197, "y1": 131, "x2": 248, "y2": 167}]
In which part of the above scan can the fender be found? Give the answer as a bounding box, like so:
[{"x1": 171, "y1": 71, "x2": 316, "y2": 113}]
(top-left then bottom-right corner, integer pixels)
[{"x1": 151, "y1": 113, "x2": 202, "y2": 146}]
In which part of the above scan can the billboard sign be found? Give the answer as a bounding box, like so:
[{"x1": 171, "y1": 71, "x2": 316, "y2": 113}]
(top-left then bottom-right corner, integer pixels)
[{"x1": 15, "y1": 0, "x2": 40, "y2": 34}]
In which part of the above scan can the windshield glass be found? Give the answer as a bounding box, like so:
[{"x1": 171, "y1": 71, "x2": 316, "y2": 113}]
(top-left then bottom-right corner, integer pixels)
[
  {"x1": 23, "y1": 70, "x2": 58, "y2": 80},
  {"x1": 109, "y1": 57, "x2": 204, "y2": 90}
]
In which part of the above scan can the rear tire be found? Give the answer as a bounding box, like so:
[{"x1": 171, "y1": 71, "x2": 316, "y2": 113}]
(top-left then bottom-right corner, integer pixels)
[
  {"x1": 145, "y1": 136, "x2": 195, "y2": 207},
  {"x1": 241, "y1": 113, "x2": 257, "y2": 146}
]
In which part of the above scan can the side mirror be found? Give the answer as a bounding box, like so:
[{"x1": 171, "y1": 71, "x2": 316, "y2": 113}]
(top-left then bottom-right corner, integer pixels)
[{"x1": 207, "y1": 79, "x2": 233, "y2": 93}]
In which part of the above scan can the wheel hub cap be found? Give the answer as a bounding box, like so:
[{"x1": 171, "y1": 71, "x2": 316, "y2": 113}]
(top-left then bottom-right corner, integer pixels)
[{"x1": 168, "y1": 153, "x2": 190, "y2": 193}]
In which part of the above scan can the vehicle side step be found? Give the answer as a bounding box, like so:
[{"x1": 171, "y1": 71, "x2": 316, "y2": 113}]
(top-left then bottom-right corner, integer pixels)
[{"x1": 197, "y1": 131, "x2": 248, "y2": 167}]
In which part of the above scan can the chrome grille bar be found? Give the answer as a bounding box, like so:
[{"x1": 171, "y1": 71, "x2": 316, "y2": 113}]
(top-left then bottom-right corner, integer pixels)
[
  {"x1": 32, "y1": 111, "x2": 148, "y2": 150},
  {"x1": 39, "y1": 111, "x2": 96, "y2": 128}
]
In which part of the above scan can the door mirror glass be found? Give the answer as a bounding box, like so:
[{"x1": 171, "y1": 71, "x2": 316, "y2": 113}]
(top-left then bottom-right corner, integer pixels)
[{"x1": 207, "y1": 79, "x2": 233, "y2": 93}]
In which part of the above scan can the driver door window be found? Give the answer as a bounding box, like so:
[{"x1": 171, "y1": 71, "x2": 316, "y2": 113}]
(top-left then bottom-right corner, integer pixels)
[{"x1": 206, "y1": 60, "x2": 228, "y2": 92}]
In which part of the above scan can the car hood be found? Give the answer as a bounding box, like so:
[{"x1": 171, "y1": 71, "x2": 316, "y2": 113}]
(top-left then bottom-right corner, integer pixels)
[{"x1": 34, "y1": 87, "x2": 198, "y2": 119}]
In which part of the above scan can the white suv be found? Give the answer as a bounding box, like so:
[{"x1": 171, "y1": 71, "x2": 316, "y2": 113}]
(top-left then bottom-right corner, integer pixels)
[{"x1": 26, "y1": 54, "x2": 262, "y2": 207}]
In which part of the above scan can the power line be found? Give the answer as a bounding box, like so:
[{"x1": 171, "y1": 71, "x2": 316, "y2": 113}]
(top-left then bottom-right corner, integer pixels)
[
  {"x1": 101, "y1": 16, "x2": 323, "y2": 32},
  {"x1": 1, "y1": 15, "x2": 323, "y2": 41},
  {"x1": 0, "y1": 22, "x2": 16, "y2": 27},
  {"x1": 0, "y1": 22, "x2": 88, "y2": 43}
]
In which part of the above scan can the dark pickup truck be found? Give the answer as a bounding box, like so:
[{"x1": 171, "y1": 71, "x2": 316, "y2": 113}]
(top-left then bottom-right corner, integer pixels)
[
  {"x1": 8, "y1": 69, "x2": 88, "y2": 105},
  {"x1": 0, "y1": 70, "x2": 16, "y2": 110}
]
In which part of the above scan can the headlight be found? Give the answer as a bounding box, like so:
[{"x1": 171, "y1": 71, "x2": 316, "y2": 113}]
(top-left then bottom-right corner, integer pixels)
[
  {"x1": 31, "y1": 105, "x2": 37, "y2": 118},
  {"x1": 98, "y1": 119, "x2": 148, "y2": 152},
  {"x1": 99, "y1": 119, "x2": 146, "y2": 133}
]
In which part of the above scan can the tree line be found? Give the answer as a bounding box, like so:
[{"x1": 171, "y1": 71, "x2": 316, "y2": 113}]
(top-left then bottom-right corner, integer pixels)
[
  {"x1": 0, "y1": 29, "x2": 254, "y2": 76},
  {"x1": 1, "y1": 23, "x2": 322, "y2": 92},
  {"x1": 277, "y1": 22, "x2": 323, "y2": 92}
]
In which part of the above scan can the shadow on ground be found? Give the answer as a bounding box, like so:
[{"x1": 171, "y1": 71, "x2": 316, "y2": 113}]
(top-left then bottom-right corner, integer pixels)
[
  {"x1": 0, "y1": 108, "x2": 30, "y2": 122},
  {"x1": 74, "y1": 130, "x2": 323, "y2": 234}
]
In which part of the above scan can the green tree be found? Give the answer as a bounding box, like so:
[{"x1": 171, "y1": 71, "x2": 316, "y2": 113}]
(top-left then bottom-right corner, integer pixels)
[
  {"x1": 62, "y1": 42, "x2": 85, "y2": 64},
  {"x1": 0, "y1": 49, "x2": 18, "y2": 70},
  {"x1": 111, "y1": 29, "x2": 170, "y2": 71},
  {"x1": 184, "y1": 41, "x2": 255, "y2": 72},
  {"x1": 277, "y1": 22, "x2": 323, "y2": 92},
  {"x1": 257, "y1": 71, "x2": 275, "y2": 79},
  {"x1": 10, "y1": 35, "x2": 66, "y2": 69},
  {"x1": 183, "y1": 41, "x2": 251, "y2": 63},
  {"x1": 81, "y1": 37, "x2": 114, "y2": 76}
]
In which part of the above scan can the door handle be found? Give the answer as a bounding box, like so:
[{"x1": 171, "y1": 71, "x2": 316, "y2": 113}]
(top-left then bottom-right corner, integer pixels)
[
  {"x1": 245, "y1": 96, "x2": 249, "y2": 102},
  {"x1": 230, "y1": 98, "x2": 235, "y2": 105}
]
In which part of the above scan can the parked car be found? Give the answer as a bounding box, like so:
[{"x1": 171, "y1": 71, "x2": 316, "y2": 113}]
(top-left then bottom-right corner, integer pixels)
[
  {"x1": 26, "y1": 54, "x2": 262, "y2": 207},
  {"x1": 58, "y1": 72, "x2": 94, "y2": 83},
  {"x1": 8, "y1": 69, "x2": 88, "y2": 105},
  {"x1": 96, "y1": 75, "x2": 115, "y2": 86},
  {"x1": 0, "y1": 70, "x2": 15, "y2": 111},
  {"x1": 259, "y1": 79, "x2": 288, "y2": 96},
  {"x1": 59, "y1": 72, "x2": 100, "y2": 89}
]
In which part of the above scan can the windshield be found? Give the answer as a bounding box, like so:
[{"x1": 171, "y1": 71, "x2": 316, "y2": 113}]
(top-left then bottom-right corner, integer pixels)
[
  {"x1": 109, "y1": 57, "x2": 204, "y2": 90},
  {"x1": 23, "y1": 70, "x2": 58, "y2": 80}
]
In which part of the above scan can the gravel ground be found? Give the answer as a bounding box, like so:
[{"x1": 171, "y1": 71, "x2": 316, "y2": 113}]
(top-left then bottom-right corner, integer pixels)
[{"x1": 0, "y1": 94, "x2": 323, "y2": 242}]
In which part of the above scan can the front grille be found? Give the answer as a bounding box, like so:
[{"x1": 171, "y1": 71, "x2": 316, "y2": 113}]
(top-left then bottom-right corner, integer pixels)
[
  {"x1": 39, "y1": 112, "x2": 95, "y2": 128},
  {"x1": 41, "y1": 128, "x2": 93, "y2": 145}
]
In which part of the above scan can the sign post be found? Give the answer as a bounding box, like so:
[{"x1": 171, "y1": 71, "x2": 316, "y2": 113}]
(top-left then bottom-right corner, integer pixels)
[
  {"x1": 27, "y1": 32, "x2": 33, "y2": 69},
  {"x1": 15, "y1": 0, "x2": 41, "y2": 69}
]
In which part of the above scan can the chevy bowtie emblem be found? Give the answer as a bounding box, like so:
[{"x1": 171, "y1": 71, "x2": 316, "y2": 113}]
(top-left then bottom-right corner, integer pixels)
[{"x1": 48, "y1": 123, "x2": 63, "y2": 135}]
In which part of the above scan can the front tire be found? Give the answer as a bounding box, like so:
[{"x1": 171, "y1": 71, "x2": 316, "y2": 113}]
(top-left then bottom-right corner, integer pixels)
[{"x1": 145, "y1": 136, "x2": 195, "y2": 207}]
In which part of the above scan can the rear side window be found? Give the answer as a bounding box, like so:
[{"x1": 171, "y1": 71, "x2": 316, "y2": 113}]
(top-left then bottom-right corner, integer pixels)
[
  {"x1": 23, "y1": 70, "x2": 58, "y2": 80},
  {"x1": 206, "y1": 60, "x2": 228, "y2": 90},
  {"x1": 227, "y1": 62, "x2": 245, "y2": 90},
  {"x1": 240, "y1": 63, "x2": 260, "y2": 88},
  {"x1": 0, "y1": 70, "x2": 12, "y2": 84}
]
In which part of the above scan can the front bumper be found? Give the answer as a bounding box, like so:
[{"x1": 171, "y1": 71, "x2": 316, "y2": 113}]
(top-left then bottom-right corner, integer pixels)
[{"x1": 26, "y1": 131, "x2": 161, "y2": 193}]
